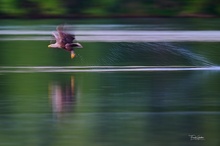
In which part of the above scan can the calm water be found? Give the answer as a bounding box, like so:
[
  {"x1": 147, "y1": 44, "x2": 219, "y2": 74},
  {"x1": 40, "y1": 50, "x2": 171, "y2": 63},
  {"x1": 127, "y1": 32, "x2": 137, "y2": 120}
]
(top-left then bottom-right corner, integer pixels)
[{"x1": 1, "y1": 18, "x2": 220, "y2": 146}]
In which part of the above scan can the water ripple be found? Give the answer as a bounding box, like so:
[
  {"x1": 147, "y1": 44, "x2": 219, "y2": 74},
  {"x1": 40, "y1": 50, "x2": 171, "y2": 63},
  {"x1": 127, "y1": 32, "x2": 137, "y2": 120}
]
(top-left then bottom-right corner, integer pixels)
[{"x1": 0, "y1": 66, "x2": 220, "y2": 73}]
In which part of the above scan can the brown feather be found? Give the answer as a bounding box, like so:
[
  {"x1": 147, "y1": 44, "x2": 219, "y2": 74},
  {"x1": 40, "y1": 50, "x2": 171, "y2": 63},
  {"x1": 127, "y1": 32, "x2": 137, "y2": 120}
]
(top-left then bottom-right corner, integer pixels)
[{"x1": 56, "y1": 25, "x2": 75, "y2": 48}]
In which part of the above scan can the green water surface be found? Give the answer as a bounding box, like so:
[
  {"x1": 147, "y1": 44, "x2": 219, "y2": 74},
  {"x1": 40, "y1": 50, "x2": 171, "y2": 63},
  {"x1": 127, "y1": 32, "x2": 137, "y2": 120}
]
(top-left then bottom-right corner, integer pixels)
[{"x1": 1, "y1": 18, "x2": 220, "y2": 146}]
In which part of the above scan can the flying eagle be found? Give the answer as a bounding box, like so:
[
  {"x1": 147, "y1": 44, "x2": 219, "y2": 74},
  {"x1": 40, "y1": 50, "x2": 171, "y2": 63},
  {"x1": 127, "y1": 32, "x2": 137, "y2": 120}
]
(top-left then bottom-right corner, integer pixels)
[{"x1": 48, "y1": 25, "x2": 83, "y2": 59}]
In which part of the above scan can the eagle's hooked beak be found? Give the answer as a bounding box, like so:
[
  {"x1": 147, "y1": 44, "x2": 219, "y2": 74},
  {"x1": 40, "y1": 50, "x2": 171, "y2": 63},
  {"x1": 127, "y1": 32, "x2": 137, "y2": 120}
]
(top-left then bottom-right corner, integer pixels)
[{"x1": 48, "y1": 44, "x2": 58, "y2": 48}]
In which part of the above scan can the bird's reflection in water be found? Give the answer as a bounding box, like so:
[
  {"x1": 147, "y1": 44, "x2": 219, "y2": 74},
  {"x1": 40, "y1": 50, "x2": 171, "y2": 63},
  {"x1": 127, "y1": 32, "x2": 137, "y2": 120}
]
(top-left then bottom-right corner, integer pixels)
[{"x1": 49, "y1": 76, "x2": 76, "y2": 118}]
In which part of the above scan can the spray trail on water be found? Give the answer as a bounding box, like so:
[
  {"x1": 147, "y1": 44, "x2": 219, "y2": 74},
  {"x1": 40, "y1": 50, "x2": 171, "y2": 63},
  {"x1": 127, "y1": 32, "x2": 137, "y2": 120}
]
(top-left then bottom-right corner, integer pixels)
[{"x1": 100, "y1": 42, "x2": 214, "y2": 66}]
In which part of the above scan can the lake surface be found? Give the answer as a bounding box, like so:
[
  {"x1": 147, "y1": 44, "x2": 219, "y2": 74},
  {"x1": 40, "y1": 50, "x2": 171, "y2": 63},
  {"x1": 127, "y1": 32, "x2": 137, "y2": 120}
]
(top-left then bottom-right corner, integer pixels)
[{"x1": 1, "y1": 18, "x2": 220, "y2": 146}]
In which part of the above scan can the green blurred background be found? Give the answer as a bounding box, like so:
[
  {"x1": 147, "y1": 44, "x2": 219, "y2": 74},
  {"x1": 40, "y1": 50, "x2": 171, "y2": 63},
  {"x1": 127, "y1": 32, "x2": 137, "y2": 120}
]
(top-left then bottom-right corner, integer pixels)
[{"x1": 1, "y1": 0, "x2": 220, "y2": 18}]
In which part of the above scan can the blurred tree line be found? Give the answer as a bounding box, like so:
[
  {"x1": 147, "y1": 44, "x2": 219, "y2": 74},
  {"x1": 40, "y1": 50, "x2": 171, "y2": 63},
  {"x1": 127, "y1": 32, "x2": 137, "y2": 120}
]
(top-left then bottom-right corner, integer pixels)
[{"x1": 1, "y1": 0, "x2": 220, "y2": 18}]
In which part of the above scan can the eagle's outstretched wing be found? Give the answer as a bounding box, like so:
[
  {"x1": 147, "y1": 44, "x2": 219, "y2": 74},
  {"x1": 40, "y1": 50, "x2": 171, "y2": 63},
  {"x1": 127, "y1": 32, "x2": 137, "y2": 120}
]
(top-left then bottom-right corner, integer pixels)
[{"x1": 56, "y1": 25, "x2": 75, "y2": 47}]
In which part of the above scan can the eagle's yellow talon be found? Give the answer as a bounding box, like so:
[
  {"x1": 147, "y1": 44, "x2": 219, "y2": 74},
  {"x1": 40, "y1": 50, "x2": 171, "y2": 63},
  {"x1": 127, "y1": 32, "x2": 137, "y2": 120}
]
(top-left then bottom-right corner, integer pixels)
[{"x1": 71, "y1": 52, "x2": 75, "y2": 59}]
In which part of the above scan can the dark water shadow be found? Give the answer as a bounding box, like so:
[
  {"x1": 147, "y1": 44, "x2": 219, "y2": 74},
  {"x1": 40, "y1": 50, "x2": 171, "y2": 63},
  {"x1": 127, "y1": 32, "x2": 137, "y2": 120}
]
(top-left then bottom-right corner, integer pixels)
[{"x1": 89, "y1": 70, "x2": 220, "y2": 145}]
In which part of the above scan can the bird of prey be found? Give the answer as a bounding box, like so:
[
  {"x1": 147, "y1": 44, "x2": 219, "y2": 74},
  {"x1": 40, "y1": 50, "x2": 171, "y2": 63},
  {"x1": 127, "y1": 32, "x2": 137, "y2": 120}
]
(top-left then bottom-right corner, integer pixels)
[{"x1": 48, "y1": 25, "x2": 83, "y2": 59}]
